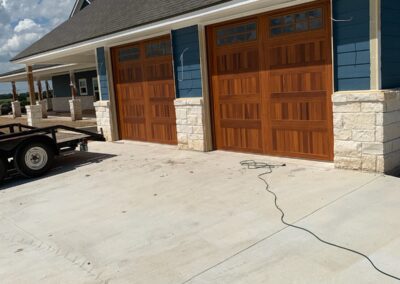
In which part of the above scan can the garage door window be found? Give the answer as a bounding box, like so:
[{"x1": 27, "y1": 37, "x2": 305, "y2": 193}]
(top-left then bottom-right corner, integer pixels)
[
  {"x1": 270, "y1": 8, "x2": 323, "y2": 37},
  {"x1": 119, "y1": 46, "x2": 140, "y2": 62},
  {"x1": 146, "y1": 39, "x2": 172, "y2": 58},
  {"x1": 216, "y1": 22, "x2": 257, "y2": 46}
]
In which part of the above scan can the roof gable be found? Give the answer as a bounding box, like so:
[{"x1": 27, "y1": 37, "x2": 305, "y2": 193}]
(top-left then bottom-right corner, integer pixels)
[{"x1": 70, "y1": 0, "x2": 95, "y2": 18}]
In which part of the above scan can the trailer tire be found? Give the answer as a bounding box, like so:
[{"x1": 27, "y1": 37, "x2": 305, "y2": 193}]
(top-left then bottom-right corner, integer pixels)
[
  {"x1": 14, "y1": 142, "x2": 55, "y2": 178},
  {"x1": 0, "y1": 159, "x2": 6, "y2": 182}
]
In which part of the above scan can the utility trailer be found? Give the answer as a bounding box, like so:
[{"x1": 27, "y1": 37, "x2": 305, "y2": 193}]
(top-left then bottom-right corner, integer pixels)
[{"x1": 0, "y1": 124, "x2": 105, "y2": 182}]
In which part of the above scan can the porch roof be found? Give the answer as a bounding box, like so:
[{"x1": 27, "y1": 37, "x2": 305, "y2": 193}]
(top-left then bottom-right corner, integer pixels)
[
  {"x1": 12, "y1": 0, "x2": 233, "y2": 62},
  {"x1": 0, "y1": 64, "x2": 96, "y2": 82}
]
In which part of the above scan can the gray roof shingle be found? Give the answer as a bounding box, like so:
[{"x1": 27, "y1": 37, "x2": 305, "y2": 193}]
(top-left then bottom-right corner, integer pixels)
[{"x1": 13, "y1": 0, "x2": 233, "y2": 61}]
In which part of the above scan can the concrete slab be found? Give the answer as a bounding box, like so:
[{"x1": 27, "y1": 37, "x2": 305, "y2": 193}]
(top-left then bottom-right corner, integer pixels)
[{"x1": 0, "y1": 141, "x2": 399, "y2": 283}]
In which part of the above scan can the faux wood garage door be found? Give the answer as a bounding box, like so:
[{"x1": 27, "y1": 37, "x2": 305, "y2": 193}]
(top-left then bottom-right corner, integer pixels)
[
  {"x1": 111, "y1": 36, "x2": 177, "y2": 144},
  {"x1": 207, "y1": 0, "x2": 333, "y2": 160}
]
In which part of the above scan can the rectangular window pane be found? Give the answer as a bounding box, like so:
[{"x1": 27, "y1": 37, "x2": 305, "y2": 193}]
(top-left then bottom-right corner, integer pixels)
[
  {"x1": 119, "y1": 47, "x2": 140, "y2": 62},
  {"x1": 217, "y1": 22, "x2": 257, "y2": 46},
  {"x1": 146, "y1": 40, "x2": 172, "y2": 58},
  {"x1": 269, "y1": 7, "x2": 323, "y2": 37}
]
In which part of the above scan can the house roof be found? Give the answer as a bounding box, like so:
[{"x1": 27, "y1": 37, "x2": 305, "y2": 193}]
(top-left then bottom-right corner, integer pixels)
[{"x1": 12, "y1": 0, "x2": 233, "y2": 62}]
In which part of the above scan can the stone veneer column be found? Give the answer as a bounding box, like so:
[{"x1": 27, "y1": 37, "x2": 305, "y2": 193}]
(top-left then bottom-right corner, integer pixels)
[
  {"x1": 94, "y1": 100, "x2": 113, "y2": 141},
  {"x1": 333, "y1": 90, "x2": 400, "y2": 173},
  {"x1": 69, "y1": 99, "x2": 82, "y2": 121},
  {"x1": 26, "y1": 104, "x2": 42, "y2": 127},
  {"x1": 11, "y1": 101, "x2": 21, "y2": 118},
  {"x1": 174, "y1": 98, "x2": 206, "y2": 151},
  {"x1": 37, "y1": 100, "x2": 48, "y2": 118}
]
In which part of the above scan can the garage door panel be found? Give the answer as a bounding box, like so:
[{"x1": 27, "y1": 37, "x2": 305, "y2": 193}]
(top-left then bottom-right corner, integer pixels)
[
  {"x1": 270, "y1": 92, "x2": 327, "y2": 119},
  {"x1": 216, "y1": 49, "x2": 260, "y2": 74},
  {"x1": 221, "y1": 127, "x2": 263, "y2": 153},
  {"x1": 151, "y1": 123, "x2": 177, "y2": 144},
  {"x1": 147, "y1": 82, "x2": 175, "y2": 98},
  {"x1": 269, "y1": 39, "x2": 327, "y2": 68},
  {"x1": 269, "y1": 70, "x2": 326, "y2": 93},
  {"x1": 217, "y1": 74, "x2": 260, "y2": 96},
  {"x1": 272, "y1": 129, "x2": 329, "y2": 158}
]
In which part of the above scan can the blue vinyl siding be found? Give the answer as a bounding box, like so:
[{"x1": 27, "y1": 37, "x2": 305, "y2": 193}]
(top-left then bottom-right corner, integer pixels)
[
  {"x1": 52, "y1": 74, "x2": 70, "y2": 98},
  {"x1": 381, "y1": 0, "x2": 400, "y2": 88},
  {"x1": 52, "y1": 70, "x2": 97, "y2": 98},
  {"x1": 333, "y1": 0, "x2": 370, "y2": 91},
  {"x1": 172, "y1": 25, "x2": 203, "y2": 98},
  {"x1": 96, "y1": 47, "x2": 110, "y2": 100}
]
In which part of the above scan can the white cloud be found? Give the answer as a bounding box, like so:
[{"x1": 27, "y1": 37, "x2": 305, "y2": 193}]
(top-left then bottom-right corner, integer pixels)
[{"x1": 0, "y1": 0, "x2": 75, "y2": 93}]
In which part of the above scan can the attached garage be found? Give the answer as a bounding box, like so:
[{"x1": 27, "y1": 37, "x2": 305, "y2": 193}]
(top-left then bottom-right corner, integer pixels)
[
  {"x1": 111, "y1": 36, "x2": 177, "y2": 145},
  {"x1": 206, "y1": 1, "x2": 333, "y2": 161}
]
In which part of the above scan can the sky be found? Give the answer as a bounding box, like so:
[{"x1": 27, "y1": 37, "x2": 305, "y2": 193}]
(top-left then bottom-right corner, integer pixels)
[{"x1": 0, "y1": 0, "x2": 76, "y2": 94}]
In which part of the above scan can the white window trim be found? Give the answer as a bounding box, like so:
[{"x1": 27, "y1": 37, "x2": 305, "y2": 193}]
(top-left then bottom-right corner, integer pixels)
[
  {"x1": 92, "y1": 77, "x2": 100, "y2": 97},
  {"x1": 79, "y1": 78, "x2": 88, "y2": 96}
]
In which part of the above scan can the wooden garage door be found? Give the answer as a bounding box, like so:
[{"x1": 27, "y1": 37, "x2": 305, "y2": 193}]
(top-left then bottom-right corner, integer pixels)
[
  {"x1": 207, "y1": 0, "x2": 333, "y2": 160},
  {"x1": 111, "y1": 36, "x2": 177, "y2": 144}
]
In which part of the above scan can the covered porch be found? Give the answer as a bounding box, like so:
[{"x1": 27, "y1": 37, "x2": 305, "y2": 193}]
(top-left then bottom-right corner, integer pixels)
[{"x1": 0, "y1": 58, "x2": 98, "y2": 124}]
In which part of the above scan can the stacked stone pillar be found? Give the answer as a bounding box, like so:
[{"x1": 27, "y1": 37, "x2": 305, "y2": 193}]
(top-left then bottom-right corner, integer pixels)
[
  {"x1": 333, "y1": 90, "x2": 400, "y2": 173},
  {"x1": 26, "y1": 105, "x2": 43, "y2": 127},
  {"x1": 11, "y1": 101, "x2": 21, "y2": 118},
  {"x1": 174, "y1": 98, "x2": 206, "y2": 151},
  {"x1": 94, "y1": 100, "x2": 113, "y2": 141},
  {"x1": 69, "y1": 99, "x2": 83, "y2": 121}
]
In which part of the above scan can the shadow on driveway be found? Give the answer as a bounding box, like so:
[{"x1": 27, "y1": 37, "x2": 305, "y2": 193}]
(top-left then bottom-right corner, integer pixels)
[{"x1": 0, "y1": 151, "x2": 116, "y2": 190}]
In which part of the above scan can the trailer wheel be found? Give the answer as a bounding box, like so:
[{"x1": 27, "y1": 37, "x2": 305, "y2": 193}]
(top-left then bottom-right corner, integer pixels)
[
  {"x1": 0, "y1": 159, "x2": 6, "y2": 182},
  {"x1": 14, "y1": 142, "x2": 54, "y2": 178}
]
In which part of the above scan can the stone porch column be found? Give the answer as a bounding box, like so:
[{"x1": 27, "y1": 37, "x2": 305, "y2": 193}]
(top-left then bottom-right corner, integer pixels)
[{"x1": 333, "y1": 90, "x2": 400, "y2": 174}]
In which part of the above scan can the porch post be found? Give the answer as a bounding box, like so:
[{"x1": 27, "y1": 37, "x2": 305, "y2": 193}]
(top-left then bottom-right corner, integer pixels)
[
  {"x1": 37, "y1": 80, "x2": 43, "y2": 101},
  {"x1": 45, "y1": 80, "x2": 50, "y2": 99},
  {"x1": 25, "y1": 65, "x2": 42, "y2": 126},
  {"x1": 26, "y1": 65, "x2": 36, "y2": 105},
  {"x1": 11, "y1": 81, "x2": 18, "y2": 101},
  {"x1": 11, "y1": 81, "x2": 21, "y2": 118},
  {"x1": 45, "y1": 80, "x2": 53, "y2": 111},
  {"x1": 69, "y1": 70, "x2": 82, "y2": 121},
  {"x1": 36, "y1": 80, "x2": 47, "y2": 118}
]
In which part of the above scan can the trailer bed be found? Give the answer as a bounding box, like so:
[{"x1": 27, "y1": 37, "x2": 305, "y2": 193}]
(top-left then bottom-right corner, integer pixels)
[{"x1": 0, "y1": 123, "x2": 105, "y2": 181}]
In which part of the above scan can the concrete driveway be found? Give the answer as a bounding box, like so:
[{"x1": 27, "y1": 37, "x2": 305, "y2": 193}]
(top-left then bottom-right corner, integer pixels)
[{"x1": 0, "y1": 141, "x2": 399, "y2": 284}]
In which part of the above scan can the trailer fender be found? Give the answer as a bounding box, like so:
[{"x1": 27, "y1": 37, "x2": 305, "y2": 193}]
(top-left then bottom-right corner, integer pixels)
[{"x1": 15, "y1": 135, "x2": 58, "y2": 156}]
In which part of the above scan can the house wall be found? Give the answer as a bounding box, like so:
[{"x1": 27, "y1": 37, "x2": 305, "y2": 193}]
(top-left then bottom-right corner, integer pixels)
[
  {"x1": 172, "y1": 26, "x2": 206, "y2": 151},
  {"x1": 172, "y1": 25, "x2": 203, "y2": 98},
  {"x1": 333, "y1": 0, "x2": 371, "y2": 91},
  {"x1": 51, "y1": 71, "x2": 97, "y2": 112},
  {"x1": 381, "y1": 0, "x2": 400, "y2": 89},
  {"x1": 74, "y1": 70, "x2": 98, "y2": 96},
  {"x1": 96, "y1": 47, "x2": 110, "y2": 101},
  {"x1": 52, "y1": 74, "x2": 70, "y2": 98}
]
